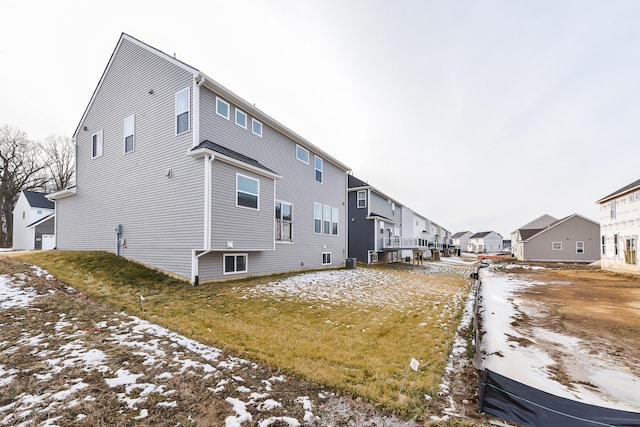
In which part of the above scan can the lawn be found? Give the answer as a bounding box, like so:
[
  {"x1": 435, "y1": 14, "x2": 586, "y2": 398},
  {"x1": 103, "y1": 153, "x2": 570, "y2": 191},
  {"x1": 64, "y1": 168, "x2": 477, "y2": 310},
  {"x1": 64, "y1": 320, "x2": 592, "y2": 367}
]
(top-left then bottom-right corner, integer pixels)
[{"x1": 21, "y1": 250, "x2": 476, "y2": 419}]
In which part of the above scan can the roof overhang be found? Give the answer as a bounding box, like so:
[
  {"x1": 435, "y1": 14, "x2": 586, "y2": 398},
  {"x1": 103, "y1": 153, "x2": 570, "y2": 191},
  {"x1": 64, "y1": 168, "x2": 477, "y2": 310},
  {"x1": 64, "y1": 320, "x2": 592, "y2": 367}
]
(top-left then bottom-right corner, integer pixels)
[
  {"x1": 188, "y1": 148, "x2": 282, "y2": 180},
  {"x1": 46, "y1": 187, "x2": 76, "y2": 201}
]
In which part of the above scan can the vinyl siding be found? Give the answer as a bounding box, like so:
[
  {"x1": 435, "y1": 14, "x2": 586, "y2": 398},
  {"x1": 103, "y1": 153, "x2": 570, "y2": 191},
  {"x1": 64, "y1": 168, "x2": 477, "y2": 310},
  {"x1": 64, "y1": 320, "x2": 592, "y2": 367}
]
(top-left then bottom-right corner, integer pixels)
[
  {"x1": 523, "y1": 216, "x2": 600, "y2": 262},
  {"x1": 347, "y1": 189, "x2": 375, "y2": 262},
  {"x1": 197, "y1": 86, "x2": 348, "y2": 280},
  {"x1": 56, "y1": 37, "x2": 204, "y2": 279}
]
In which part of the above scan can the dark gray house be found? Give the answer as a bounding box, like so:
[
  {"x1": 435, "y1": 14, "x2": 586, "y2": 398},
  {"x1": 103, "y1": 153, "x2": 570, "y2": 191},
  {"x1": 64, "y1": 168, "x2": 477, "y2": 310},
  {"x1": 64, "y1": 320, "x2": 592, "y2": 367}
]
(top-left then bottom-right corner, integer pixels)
[
  {"x1": 49, "y1": 33, "x2": 351, "y2": 283},
  {"x1": 12, "y1": 190, "x2": 55, "y2": 250}
]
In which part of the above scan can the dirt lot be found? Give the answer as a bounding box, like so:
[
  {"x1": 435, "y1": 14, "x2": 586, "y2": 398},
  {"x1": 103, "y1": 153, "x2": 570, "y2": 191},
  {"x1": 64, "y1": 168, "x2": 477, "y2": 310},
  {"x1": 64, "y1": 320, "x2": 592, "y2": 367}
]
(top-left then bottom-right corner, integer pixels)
[{"x1": 489, "y1": 261, "x2": 640, "y2": 408}]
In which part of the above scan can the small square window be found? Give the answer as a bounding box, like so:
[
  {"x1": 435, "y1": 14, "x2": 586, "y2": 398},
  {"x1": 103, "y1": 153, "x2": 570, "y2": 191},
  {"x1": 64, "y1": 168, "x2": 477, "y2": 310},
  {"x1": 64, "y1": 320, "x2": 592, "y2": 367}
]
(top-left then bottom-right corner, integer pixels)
[
  {"x1": 216, "y1": 97, "x2": 230, "y2": 120},
  {"x1": 252, "y1": 118, "x2": 262, "y2": 137},
  {"x1": 552, "y1": 242, "x2": 562, "y2": 250},
  {"x1": 235, "y1": 109, "x2": 247, "y2": 128}
]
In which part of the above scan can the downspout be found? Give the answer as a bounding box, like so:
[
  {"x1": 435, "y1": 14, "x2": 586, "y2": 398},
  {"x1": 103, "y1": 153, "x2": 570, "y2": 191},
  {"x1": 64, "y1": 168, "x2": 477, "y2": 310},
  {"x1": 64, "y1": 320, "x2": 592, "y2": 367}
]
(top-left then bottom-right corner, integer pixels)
[
  {"x1": 193, "y1": 153, "x2": 215, "y2": 286},
  {"x1": 193, "y1": 73, "x2": 204, "y2": 148}
]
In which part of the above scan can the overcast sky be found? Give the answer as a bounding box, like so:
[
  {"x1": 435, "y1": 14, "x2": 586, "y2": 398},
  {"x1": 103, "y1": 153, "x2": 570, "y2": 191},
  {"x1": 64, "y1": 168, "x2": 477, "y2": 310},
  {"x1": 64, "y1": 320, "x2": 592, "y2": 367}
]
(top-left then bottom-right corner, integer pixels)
[{"x1": 2, "y1": 0, "x2": 640, "y2": 238}]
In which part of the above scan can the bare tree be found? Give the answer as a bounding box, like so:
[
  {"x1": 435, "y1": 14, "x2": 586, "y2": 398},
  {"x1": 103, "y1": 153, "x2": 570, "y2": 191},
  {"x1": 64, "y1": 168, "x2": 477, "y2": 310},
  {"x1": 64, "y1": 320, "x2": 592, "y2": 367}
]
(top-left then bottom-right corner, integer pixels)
[
  {"x1": 42, "y1": 134, "x2": 75, "y2": 192},
  {"x1": 0, "y1": 125, "x2": 49, "y2": 247}
]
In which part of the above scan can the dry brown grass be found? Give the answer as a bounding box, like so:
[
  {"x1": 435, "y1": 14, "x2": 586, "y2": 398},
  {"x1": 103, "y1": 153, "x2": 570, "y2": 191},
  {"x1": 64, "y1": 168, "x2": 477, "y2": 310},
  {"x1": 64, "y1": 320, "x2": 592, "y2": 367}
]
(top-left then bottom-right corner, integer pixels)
[{"x1": 20, "y1": 250, "x2": 477, "y2": 420}]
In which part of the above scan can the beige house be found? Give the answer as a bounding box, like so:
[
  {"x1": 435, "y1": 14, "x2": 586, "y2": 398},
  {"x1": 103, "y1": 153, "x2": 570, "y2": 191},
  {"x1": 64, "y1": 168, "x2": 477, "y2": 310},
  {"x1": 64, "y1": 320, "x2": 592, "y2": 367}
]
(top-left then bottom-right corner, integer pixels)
[
  {"x1": 596, "y1": 178, "x2": 640, "y2": 274},
  {"x1": 511, "y1": 214, "x2": 600, "y2": 263}
]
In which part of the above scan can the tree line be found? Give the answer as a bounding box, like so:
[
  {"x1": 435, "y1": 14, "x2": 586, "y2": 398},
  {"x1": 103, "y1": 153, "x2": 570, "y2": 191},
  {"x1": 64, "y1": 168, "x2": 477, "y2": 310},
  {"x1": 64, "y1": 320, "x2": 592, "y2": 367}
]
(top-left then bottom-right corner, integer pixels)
[{"x1": 0, "y1": 124, "x2": 75, "y2": 247}]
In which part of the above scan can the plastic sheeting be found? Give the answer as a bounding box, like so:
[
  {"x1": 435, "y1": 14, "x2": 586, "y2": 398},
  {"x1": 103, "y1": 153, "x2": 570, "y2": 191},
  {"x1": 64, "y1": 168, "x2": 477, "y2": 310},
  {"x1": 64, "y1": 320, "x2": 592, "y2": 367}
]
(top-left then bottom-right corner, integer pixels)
[{"x1": 478, "y1": 369, "x2": 640, "y2": 427}]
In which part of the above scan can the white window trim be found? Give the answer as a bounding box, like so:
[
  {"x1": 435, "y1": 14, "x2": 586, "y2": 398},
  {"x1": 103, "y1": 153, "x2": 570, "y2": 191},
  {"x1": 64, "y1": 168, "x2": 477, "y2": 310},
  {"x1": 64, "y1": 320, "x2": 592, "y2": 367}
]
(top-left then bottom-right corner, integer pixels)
[
  {"x1": 124, "y1": 114, "x2": 135, "y2": 154},
  {"x1": 576, "y1": 241, "x2": 585, "y2": 254},
  {"x1": 91, "y1": 130, "x2": 103, "y2": 159},
  {"x1": 552, "y1": 241, "x2": 562, "y2": 250},
  {"x1": 323, "y1": 204, "x2": 331, "y2": 235},
  {"x1": 296, "y1": 145, "x2": 309, "y2": 164},
  {"x1": 331, "y1": 207, "x2": 339, "y2": 236},
  {"x1": 252, "y1": 118, "x2": 263, "y2": 137},
  {"x1": 216, "y1": 97, "x2": 230, "y2": 120},
  {"x1": 357, "y1": 190, "x2": 367, "y2": 208},
  {"x1": 175, "y1": 87, "x2": 190, "y2": 135},
  {"x1": 322, "y1": 252, "x2": 332, "y2": 265},
  {"x1": 223, "y1": 253, "x2": 248, "y2": 275},
  {"x1": 235, "y1": 108, "x2": 247, "y2": 129},
  {"x1": 314, "y1": 202, "x2": 322, "y2": 235},
  {"x1": 275, "y1": 200, "x2": 293, "y2": 243},
  {"x1": 315, "y1": 155, "x2": 323, "y2": 183},
  {"x1": 236, "y1": 173, "x2": 259, "y2": 210}
]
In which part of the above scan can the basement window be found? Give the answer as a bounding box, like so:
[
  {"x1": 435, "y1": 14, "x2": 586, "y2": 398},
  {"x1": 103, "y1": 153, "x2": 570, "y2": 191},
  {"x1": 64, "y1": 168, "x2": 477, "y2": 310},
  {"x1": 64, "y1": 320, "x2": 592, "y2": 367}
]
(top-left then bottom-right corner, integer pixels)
[{"x1": 224, "y1": 253, "x2": 247, "y2": 274}]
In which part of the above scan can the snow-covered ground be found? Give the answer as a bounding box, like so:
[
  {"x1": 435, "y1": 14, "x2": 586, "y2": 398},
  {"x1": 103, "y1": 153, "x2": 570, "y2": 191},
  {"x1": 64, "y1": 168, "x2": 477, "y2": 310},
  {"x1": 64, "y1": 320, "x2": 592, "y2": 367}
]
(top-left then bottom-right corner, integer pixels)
[
  {"x1": 0, "y1": 258, "x2": 477, "y2": 426},
  {"x1": 477, "y1": 263, "x2": 640, "y2": 413}
]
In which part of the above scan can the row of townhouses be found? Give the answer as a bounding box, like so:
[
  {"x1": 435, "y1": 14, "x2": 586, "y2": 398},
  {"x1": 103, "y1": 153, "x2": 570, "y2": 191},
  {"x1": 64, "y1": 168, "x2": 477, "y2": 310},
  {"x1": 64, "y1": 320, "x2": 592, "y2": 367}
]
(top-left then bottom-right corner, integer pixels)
[{"x1": 43, "y1": 33, "x2": 451, "y2": 284}]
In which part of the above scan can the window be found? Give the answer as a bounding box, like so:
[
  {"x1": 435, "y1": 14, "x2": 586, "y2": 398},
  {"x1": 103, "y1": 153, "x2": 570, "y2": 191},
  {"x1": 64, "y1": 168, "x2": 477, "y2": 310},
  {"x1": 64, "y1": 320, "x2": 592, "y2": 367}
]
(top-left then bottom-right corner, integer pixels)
[
  {"x1": 216, "y1": 97, "x2": 230, "y2": 119},
  {"x1": 552, "y1": 242, "x2": 562, "y2": 250},
  {"x1": 357, "y1": 190, "x2": 366, "y2": 208},
  {"x1": 323, "y1": 205, "x2": 331, "y2": 235},
  {"x1": 224, "y1": 254, "x2": 247, "y2": 275},
  {"x1": 392, "y1": 202, "x2": 395, "y2": 213},
  {"x1": 601, "y1": 235, "x2": 605, "y2": 255},
  {"x1": 610, "y1": 200, "x2": 616, "y2": 219},
  {"x1": 124, "y1": 115, "x2": 135, "y2": 153},
  {"x1": 175, "y1": 87, "x2": 190, "y2": 134},
  {"x1": 314, "y1": 202, "x2": 322, "y2": 234},
  {"x1": 275, "y1": 201, "x2": 292, "y2": 241},
  {"x1": 331, "y1": 207, "x2": 339, "y2": 235},
  {"x1": 92, "y1": 130, "x2": 103, "y2": 158},
  {"x1": 296, "y1": 145, "x2": 309, "y2": 164},
  {"x1": 322, "y1": 252, "x2": 331, "y2": 265},
  {"x1": 252, "y1": 118, "x2": 262, "y2": 137},
  {"x1": 315, "y1": 156, "x2": 323, "y2": 183},
  {"x1": 576, "y1": 241, "x2": 585, "y2": 254},
  {"x1": 614, "y1": 234, "x2": 619, "y2": 255},
  {"x1": 236, "y1": 174, "x2": 259, "y2": 209},
  {"x1": 380, "y1": 221, "x2": 385, "y2": 234},
  {"x1": 235, "y1": 109, "x2": 247, "y2": 128}
]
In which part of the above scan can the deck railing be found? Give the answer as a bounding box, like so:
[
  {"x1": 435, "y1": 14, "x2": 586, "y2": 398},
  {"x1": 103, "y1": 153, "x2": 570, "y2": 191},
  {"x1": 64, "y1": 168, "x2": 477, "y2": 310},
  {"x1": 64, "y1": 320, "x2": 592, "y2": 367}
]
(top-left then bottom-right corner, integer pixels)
[{"x1": 382, "y1": 238, "x2": 445, "y2": 249}]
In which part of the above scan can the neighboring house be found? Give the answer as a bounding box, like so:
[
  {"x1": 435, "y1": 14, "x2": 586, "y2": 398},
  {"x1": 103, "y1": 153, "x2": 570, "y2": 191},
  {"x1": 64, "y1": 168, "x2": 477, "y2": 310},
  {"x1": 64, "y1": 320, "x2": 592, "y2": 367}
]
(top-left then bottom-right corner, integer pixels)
[
  {"x1": 452, "y1": 231, "x2": 473, "y2": 251},
  {"x1": 347, "y1": 175, "x2": 403, "y2": 263},
  {"x1": 511, "y1": 214, "x2": 600, "y2": 263},
  {"x1": 596, "y1": 178, "x2": 640, "y2": 274},
  {"x1": 347, "y1": 175, "x2": 452, "y2": 263},
  {"x1": 467, "y1": 231, "x2": 503, "y2": 253},
  {"x1": 48, "y1": 33, "x2": 350, "y2": 283},
  {"x1": 12, "y1": 190, "x2": 55, "y2": 250}
]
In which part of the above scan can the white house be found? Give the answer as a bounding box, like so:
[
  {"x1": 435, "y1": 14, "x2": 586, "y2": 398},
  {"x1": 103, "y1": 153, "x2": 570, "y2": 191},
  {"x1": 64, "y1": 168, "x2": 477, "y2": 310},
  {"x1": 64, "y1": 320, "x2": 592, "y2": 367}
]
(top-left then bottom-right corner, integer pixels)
[
  {"x1": 12, "y1": 190, "x2": 55, "y2": 250},
  {"x1": 452, "y1": 231, "x2": 473, "y2": 252},
  {"x1": 467, "y1": 231, "x2": 503, "y2": 253},
  {"x1": 596, "y1": 178, "x2": 640, "y2": 274}
]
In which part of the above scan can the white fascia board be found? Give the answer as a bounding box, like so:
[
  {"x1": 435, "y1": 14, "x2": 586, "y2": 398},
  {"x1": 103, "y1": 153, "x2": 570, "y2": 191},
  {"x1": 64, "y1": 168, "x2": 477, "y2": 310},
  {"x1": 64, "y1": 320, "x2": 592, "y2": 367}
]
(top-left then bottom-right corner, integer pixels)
[{"x1": 46, "y1": 187, "x2": 76, "y2": 201}]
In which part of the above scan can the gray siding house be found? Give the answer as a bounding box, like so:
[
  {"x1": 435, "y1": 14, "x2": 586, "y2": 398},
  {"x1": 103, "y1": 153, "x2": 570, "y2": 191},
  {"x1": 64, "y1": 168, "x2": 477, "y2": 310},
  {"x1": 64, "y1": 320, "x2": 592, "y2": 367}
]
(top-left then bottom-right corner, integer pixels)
[
  {"x1": 49, "y1": 33, "x2": 350, "y2": 283},
  {"x1": 512, "y1": 214, "x2": 600, "y2": 263}
]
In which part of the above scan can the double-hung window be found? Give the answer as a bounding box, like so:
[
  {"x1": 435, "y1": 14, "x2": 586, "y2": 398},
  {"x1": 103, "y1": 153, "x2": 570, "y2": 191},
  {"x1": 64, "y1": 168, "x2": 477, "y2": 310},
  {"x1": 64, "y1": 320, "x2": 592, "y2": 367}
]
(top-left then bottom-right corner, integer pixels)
[
  {"x1": 124, "y1": 115, "x2": 135, "y2": 153},
  {"x1": 224, "y1": 253, "x2": 247, "y2": 275},
  {"x1": 216, "y1": 97, "x2": 230, "y2": 119},
  {"x1": 323, "y1": 205, "x2": 331, "y2": 235},
  {"x1": 331, "y1": 207, "x2": 339, "y2": 235},
  {"x1": 252, "y1": 118, "x2": 262, "y2": 137},
  {"x1": 576, "y1": 241, "x2": 584, "y2": 254},
  {"x1": 237, "y1": 174, "x2": 259, "y2": 209},
  {"x1": 357, "y1": 190, "x2": 366, "y2": 208},
  {"x1": 235, "y1": 109, "x2": 247, "y2": 128},
  {"x1": 275, "y1": 201, "x2": 293, "y2": 241},
  {"x1": 315, "y1": 156, "x2": 323, "y2": 183},
  {"x1": 175, "y1": 87, "x2": 190, "y2": 134},
  {"x1": 610, "y1": 201, "x2": 617, "y2": 219},
  {"x1": 314, "y1": 202, "x2": 322, "y2": 234},
  {"x1": 92, "y1": 130, "x2": 103, "y2": 158}
]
